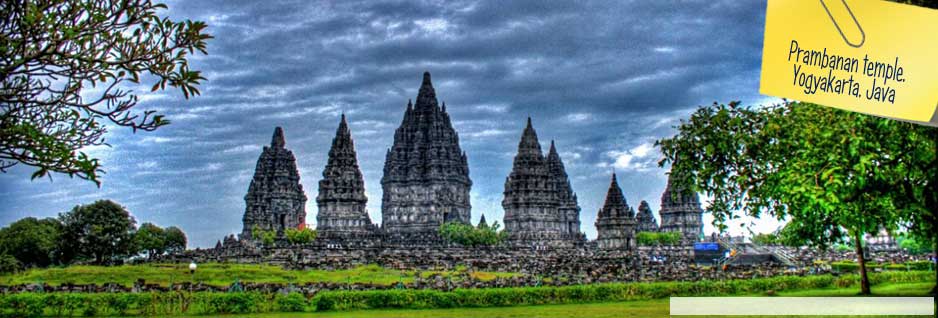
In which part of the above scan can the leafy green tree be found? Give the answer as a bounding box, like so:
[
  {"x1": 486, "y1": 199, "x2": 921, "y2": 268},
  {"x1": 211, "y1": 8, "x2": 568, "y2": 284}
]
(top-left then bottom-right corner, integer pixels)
[
  {"x1": 133, "y1": 222, "x2": 165, "y2": 260},
  {"x1": 0, "y1": 0, "x2": 212, "y2": 184},
  {"x1": 163, "y1": 226, "x2": 187, "y2": 253},
  {"x1": 897, "y1": 234, "x2": 933, "y2": 255},
  {"x1": 0, "y1": 253, "x2": 19, "y2": 274},
  {"x1": 59, "y1": 200, "x2": 137, "y2": 264},
  {"x1": 636, "y1": 231, "x2": 681, "y2": 246},
  {"x1": 658, "y1": 102, "x2": 913, "y2": 294},
  {"x1": 0, "y1": 217, "x2": 61, "y2": 267}
]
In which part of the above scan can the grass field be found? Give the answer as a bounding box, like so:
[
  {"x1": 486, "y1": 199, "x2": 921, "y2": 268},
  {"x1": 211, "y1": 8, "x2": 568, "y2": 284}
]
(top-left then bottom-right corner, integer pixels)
[
  {"x1": 179, "y1": 283, "x2": 935, "y2": 318},
  {"x1": 0, "y1": 263, "x2": 520, "y2": 287}
]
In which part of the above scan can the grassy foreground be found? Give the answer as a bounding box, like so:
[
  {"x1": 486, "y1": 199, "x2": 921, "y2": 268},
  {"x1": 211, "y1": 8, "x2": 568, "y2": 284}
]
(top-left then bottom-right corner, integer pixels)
[
  {"x1": 0, "y1": 271, "x2": 932, "y2": 317},
  {"x1": 0, "y1": 263, "x2": 519, "y2": 287},
  {"x1": 179, "y1": 283, "x2": 935, "y2": 318}
]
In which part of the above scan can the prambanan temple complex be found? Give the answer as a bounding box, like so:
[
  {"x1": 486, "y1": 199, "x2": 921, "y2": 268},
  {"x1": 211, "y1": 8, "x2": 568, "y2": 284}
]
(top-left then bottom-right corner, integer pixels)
[{"x1": 191, "y1": 72, "x2": 721, "y2": 272}]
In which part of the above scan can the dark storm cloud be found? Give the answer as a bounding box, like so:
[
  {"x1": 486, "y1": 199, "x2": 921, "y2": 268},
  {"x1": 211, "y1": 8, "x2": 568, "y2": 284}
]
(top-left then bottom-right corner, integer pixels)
[{"x1": 0, "y1": 0, "x2": 778, "y2": 247}]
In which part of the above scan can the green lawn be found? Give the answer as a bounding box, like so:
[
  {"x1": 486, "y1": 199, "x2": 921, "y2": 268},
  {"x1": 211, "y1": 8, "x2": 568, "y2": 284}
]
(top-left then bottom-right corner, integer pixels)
[
  {"x1": 0, "y1": 263, "x2": 520, "y2": 287},
  {"x1": 180, "y1": 283, "x2": 934, "y2": 318}
]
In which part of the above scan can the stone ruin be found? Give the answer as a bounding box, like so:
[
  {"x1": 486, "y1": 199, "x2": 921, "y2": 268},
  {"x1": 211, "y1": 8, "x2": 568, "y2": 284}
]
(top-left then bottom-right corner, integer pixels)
[
  {"x1": 213, "y1": 72, "x2": 707, "y2": 265},
  {"x1": 240, "y1": 127, "x2": 307, "y2": 239}
]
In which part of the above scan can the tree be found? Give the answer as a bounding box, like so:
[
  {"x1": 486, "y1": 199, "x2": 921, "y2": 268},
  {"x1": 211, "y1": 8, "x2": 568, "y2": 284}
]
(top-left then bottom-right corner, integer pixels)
[
  {"x1": 0, "y1": 0, "x2": 212, "y2": 185},
  {"x1": 0, "y1": 217, "x2": 61, "y2": 267},
  {"x1": 133, "y1": 222, "x2": 165, "y2": 260},
  {"x1": 658, "y1": 102, "x2": 910, "y2": 295},
  {"x1": 163, "y1": 226, "x2": 187, "y2": 253},
  {"x1": 59, "y1": 200, "x2": 137, "y2": 264}
]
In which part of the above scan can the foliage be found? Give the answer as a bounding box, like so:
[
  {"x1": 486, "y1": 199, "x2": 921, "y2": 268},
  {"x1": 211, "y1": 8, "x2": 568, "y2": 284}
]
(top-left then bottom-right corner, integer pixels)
[
  {"x1": 896, "y1": 234, "x2": 933, "y2": 255},
  {"x1": 58, "y1": 200, "x2": 137, "y2": 265},
  {"x1": 311, "y1": 271, "x2": 935, "y2": 312},
  {"x1": 656, "y1": 101, "x2": 935, "y2": 294},
  {"x1": 636, "y1": 231, "x2": 681, "y2": 246},
  {"x1": 251, "y1": 225, "x2": 277, "y2": 245},
  {"x1": 830, "y1": 260, "x2": 934, "y2": 272},
  {"x1": 284, "y1": 228, "x2": 316, "y2": 245},
  {"x1": 0, "y1": 272, "x2": 930, "y2": 316},
  {"x1": 439, "y1": 221, "x2": 505, "y2": 247},
  {"x1": 275, "y1": 292, "x2": 308, "y2": 312},
  {"x1": 134, "y1": 223, "x2": 165, "y2": 259},
  {"x1": 163, "y1": 226, "x2": 187, "y2": 253},
  {"x1": 751, "y1": 233, "x2": 780, "y2": 246},
  {"x1": 132, "y1": 223, "x2": 188, "y2": 259},
  {"x1": 0, "y1": 217, "x2": 61, "y2": 267},
  {"x1": 0, "y1": 254, "x2": 20, "y2": 274},
  {"x1": 0, "y1": 263, "x2": 519, "y2": 288},
  {"x1": 0, "y1": 0, "x2": 212, "y2": 184}
]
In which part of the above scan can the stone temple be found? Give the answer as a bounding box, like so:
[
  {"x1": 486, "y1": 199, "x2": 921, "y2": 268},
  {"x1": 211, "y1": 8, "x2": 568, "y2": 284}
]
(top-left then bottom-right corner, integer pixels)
[
  {"x1": 636, "y1": 200, "x2": 659, "y2": 232},
  {"x1": 381, "y1": 72, "x2": 472, "y2": 238},
  {"x1": 229, "y1": 72, "x2": 702, "y2": 254},
  {"x1": 316, "y1": 115, "x2": 376, "y2": 240},
  {"x1": 503, "y1": 118, "x2": 585, "y2": 248},
  {"x1": 659, "y1": 172, "x2": 704, "y2": 242},
  {"x1": 594, "y1": 173, "x2": 637, "y2": 250},
  {"x1": 241, "y1": 127, "x2": 307, "y2": 239}
]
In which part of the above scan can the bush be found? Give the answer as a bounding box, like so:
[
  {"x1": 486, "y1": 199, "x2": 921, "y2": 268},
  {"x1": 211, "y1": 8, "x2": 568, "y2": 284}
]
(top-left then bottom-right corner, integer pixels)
[
  {"x1": 285, "y1": 228, "x2": 317, "y2": 245},
  {"x1": 439, "y1": 222, "x2": 505, "y2": 247},
  {"x1": 276, "y1": 292, "x2": 307, "y2": 312},
  {"x1": 311, "y1": 271, "x2": 934, "y2": 312},
  {"x1": 636, "y1": 231, "x2": 682, "y2": 246}
]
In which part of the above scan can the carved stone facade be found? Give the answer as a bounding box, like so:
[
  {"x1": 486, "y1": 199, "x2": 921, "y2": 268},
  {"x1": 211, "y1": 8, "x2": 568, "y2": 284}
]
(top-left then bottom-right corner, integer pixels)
[
  {"x1": 636, "y1": 200, "x2": 659, "y2": 232},
  {"x1": 241, "y1": 127, "x2": 307, "y2": 239},
  {"x1": 381, "y1": 72, "x2": 472, "y2": 238},
  {"x1": 316, "y1": 115, "x2": 376, "y2": 238},
  {"x1": 659, "y1": 172, "x2": 704, "y2": 242},
  {"x1": 595, "y1": 173, "x2": 637, "y2": 250},
  {"x1": 503, "y1": 118, "x2": 584, "y2": 248},
  {"x1": 547, "y1": 141, "x2": 584, "y2": 238}
]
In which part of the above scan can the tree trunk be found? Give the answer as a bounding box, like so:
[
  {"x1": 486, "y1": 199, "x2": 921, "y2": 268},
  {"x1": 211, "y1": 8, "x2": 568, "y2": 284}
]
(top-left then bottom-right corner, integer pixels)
[{"x1": 854, "y1": 231, "x2": 871, "y2": 295}]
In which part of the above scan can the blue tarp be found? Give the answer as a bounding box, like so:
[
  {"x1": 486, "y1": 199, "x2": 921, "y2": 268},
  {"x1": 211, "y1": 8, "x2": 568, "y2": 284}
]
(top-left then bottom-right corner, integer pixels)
[{"x1": 694, "y1": 242, "x2": 720, "y2": 251}]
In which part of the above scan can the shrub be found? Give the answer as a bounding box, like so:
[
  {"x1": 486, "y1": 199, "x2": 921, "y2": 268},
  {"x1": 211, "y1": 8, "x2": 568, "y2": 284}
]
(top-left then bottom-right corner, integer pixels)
[
  {"x1": 439, "y1": 222, "x2": 505, "y2": 247},
  {"x1": 311, "y1": 271, "x2": 934, "y2": 312},
  {"x1": 276, "y1": 292, "x2": 307, "y2": 312},
  {"x1": 285, "y1": 228, "x2": 317, "y2": 245},
  {"x1": 636, "y1": 231, "x2": 682, "y2": 246}
]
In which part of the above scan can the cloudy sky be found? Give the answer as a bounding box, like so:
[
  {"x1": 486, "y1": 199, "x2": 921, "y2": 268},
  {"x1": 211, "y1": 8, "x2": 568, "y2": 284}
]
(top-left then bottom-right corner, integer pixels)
[{"x1": 1, "y1": 0, "x2": 782, "y2": 248}]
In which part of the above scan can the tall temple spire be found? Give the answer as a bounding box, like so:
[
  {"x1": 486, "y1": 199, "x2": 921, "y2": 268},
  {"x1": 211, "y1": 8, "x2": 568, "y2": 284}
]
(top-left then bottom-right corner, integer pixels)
[
  {"x1": 317, "y1": 114, "x2": 373, "y2": 237},
  {"x1": 382, "y1": 72, "x2": 472, "y2": 238},
  {"x1": 271, "y1": 126, "x2": 285, "y2": 148},
  {"x1": 600, "y1": 173, "x2": 632, "y2": 218},
  {"x1": 659, "y1": 170, "x2": 703, "y2": 242},
  {"x1": 518, "y1": 117, "x2": 543, "y2": 157},
  {"x1": 504, "y1": 118, "x2": 581, "y2": 248},
  {"x1": 636, "y1": 200, "x2": 659, "y2": 232},
  {"x1": 595, "y1": 172, "x2": 637, "y2": 250},
  {"x1": 242, "y1": 127, "x2": 307, "y2": 239},
  {"x1": 546, "y1": 139, "x2": 583, "y2": 238},
  {"x1": 415, "y1": 71, "x2": 438, "y2": 111}
]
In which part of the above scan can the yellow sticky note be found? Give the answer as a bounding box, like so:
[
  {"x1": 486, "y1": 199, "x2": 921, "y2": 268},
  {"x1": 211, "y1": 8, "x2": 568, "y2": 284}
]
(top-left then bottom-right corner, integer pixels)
[{"x1": 760, "y1": 0, "x2": 938, "y2": 126}]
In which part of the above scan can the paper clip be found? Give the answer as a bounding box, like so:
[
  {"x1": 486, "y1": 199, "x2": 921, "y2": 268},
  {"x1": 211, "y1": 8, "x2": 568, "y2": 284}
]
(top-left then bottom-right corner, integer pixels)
[{"x1": 819, "y1": 0, "x2": 866, "y2": 48}]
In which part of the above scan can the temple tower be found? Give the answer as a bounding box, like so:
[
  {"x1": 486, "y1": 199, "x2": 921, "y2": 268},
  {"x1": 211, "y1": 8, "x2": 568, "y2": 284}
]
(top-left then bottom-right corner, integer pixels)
[
  {"x1": 659, "y1": 171, "x2": 704, "y2": 242},
  {"x1": 381, "y1": 72, "x2": 472, "y2": 238},
  {"x1": 316, "y1": 115, "x2": 375, "y2": 237},
  {"x1": 546, "y1": 140, "x2": 585, "y2": 242},
  {"x1": 636, "y1": 200, "x2": 659, "y2": 232},
  {"x1": 503, "y1": 118, "x2": 572, "y2": 248},
  {"x1": 241, "y1": 127, "x2": 307, "y2": 239},
  {"x1": 594, "y1": 173, "x2": 637, "y2": 250}
]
